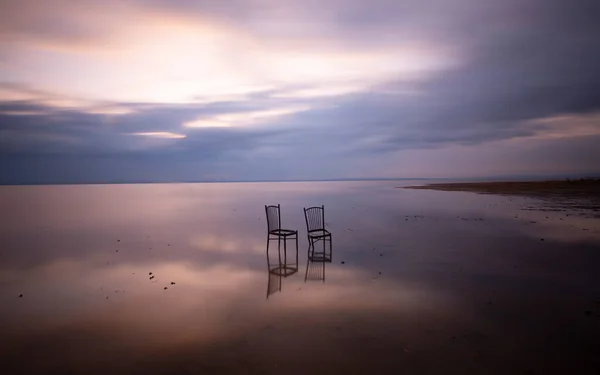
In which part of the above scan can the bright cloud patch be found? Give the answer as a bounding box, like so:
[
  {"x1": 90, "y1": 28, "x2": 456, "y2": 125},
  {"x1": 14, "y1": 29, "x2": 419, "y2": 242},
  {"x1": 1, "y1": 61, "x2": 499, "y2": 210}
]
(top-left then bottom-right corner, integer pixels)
[
  {"x1": 183, "y1": 106, "x2": 311, "y2": 128},
  {"x1": 131, "y1": 132, "x2": 187, "y2": 139}
]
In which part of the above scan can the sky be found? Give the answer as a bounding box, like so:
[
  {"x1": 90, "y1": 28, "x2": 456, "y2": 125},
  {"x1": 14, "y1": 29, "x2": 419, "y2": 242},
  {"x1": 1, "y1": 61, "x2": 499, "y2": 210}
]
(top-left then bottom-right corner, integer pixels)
[{"x1": 1, "y1": 0, "x2": 599, "y2": 184}]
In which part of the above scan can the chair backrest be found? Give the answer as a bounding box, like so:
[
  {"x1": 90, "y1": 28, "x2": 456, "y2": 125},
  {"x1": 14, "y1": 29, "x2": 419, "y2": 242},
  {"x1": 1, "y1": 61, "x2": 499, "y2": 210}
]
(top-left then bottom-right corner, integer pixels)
[
  {"x1": 304, "y1": 205, "x2": 325, "y2": 232},
  {"x1": 265, "y1": 204, "x2": 281, "y2": 232}
]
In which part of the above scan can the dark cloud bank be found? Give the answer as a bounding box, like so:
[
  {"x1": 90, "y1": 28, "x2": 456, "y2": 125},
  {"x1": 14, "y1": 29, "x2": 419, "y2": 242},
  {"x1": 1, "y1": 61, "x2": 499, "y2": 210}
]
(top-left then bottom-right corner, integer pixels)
[{"x1": 1, "y1": 0, "x2": 600, "y2": 184}]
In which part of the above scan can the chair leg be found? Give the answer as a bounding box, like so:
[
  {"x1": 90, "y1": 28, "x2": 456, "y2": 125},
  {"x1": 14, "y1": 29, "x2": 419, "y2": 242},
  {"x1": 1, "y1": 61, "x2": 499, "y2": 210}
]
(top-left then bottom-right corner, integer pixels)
[
  {"x1": 295, "y1": 235, "x2": 298, "y2": 268},
  {"x1": 329, "y1": 236, "x2": 333, "y2": 261},
  {"x1": 304, "y1": 257, "x2": 310, "y2": 282},
  {"x1": 284, "y1": 236, "x2": 287, "y2": 266},
  {"x1": 277, "y1": 237, "x2": 281, "y2": 265}
]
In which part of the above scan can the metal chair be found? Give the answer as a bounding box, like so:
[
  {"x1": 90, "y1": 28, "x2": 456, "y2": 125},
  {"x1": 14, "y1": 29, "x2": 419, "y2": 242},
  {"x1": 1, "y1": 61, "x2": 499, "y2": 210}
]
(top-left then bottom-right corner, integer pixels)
[
  {"x1": 304, "y1": 205, "x2": 332, "y2": 262},
  {"x1": 265, "y1": 204, "x2": 298, "y2": 272}
]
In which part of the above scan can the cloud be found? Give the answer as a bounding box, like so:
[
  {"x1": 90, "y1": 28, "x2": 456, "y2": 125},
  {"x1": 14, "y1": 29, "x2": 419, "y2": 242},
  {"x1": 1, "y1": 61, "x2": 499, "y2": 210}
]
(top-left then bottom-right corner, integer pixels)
[{"x1": 1, "y1": 0, "x2": 600, "y2": 183}]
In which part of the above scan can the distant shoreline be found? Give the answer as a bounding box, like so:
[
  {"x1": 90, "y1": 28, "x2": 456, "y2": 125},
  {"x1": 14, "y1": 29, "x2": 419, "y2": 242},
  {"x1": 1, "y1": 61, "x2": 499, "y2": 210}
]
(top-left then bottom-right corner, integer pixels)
[
  {"x1": 2, "y1": 174, "x2": 600, "y2": 186},
  {"x1": 403, "y1": 179, "x2": 600, "y2": 209}
]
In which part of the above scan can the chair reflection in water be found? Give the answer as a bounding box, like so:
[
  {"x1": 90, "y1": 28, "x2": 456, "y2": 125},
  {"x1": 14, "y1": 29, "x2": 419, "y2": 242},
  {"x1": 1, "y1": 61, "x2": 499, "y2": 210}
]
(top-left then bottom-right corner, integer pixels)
[
  {"x1": 304, "y1": 205, "x2": 332, "y2": 262},
  {"x1": 305, "y1": 258, "x2": 326, "y2": 282},
  {"x1": 265, "y1": 204, "x2": 298, "y2": 299},
  {"x1": 266, "y1": 247, "x2": 298, "y2": 298}
]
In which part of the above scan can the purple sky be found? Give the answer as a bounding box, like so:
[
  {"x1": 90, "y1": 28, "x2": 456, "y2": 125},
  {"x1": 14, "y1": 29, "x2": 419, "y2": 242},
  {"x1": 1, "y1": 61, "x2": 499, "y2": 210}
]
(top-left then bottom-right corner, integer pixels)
[{"x1": 1, "y1": 0, "x2": 599, "y2": 183}]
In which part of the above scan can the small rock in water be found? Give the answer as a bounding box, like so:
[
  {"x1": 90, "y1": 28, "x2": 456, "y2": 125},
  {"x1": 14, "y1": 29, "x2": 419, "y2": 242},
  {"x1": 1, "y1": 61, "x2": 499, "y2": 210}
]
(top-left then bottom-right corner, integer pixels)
[
  {"x1": 540, "y1": 238, "x2": 544, "y2": 241},
  {"x1": 149, "y1": 272, "x2": 152, "y2": 275},
  {"x1": 341, "y1": 261, "x2": 345, "y2": 264},
  {"x1": 19, "y1": 294, "x2": 23, "y2": 298},
  {"x1": 380, "y1": 254, "x2": 383, "y2": 257},
  {"x1": 116, "y1": 250, "x2": 118, "y2": 252},
  {"x1": 378, "y1": 271, "x2": 382, "y2": 275},
  {"x1": 170, "y1": 282, "x2": 175, "y2": 285},
  {"x1": 164, "y1": 287, "x2": 168, "y2": 290},
  {"x1": 117, "y1": 239, "x2": 120, "y2": 242}
]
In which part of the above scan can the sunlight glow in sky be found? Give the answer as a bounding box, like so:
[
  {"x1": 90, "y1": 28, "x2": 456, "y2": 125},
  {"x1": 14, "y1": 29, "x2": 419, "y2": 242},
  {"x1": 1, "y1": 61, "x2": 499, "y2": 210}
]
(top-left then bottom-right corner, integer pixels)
[{"x1": 1, "y1": 0, "x2": 599, "y2": 183}]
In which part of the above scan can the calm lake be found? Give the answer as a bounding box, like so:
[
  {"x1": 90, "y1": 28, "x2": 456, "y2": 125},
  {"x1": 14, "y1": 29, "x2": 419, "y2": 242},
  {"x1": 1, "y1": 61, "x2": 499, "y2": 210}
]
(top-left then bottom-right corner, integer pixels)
[{"x1": 1, "y1": 181, "x2": 599, "y2": 374}]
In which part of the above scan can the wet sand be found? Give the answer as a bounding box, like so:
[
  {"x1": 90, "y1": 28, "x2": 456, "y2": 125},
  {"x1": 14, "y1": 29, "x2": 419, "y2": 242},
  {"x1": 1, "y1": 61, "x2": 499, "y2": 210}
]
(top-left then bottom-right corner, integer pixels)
[
  {"x1": 1, "y1": 181, "x2": 599, "y2": 374},
  {"x1": 404, "y1": 179, "x2": 600, "y2": 212}
]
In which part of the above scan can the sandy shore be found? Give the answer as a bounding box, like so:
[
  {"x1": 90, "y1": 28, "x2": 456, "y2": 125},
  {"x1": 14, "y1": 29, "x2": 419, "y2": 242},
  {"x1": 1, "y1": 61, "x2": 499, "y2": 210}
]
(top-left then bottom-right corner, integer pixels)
[{"x1": 403, "y1": 179, "x2": 600, "y2": 211}]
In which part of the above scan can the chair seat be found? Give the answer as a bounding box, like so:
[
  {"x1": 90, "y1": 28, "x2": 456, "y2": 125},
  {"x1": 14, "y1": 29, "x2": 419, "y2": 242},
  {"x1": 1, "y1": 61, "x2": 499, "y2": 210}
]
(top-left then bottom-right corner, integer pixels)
[
  {"x1": 269, "y1": 229, "x2": 297, "y2": 237},
  {"x1": 308, "y1": 229, "x2": 331, "y2": 238}
]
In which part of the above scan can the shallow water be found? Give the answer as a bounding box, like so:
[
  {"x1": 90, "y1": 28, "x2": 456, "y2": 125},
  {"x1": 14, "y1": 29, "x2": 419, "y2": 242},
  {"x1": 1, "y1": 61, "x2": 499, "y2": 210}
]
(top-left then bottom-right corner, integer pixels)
[{"x1": 1, "y1": 181, "x2": 599, "y2": 374}]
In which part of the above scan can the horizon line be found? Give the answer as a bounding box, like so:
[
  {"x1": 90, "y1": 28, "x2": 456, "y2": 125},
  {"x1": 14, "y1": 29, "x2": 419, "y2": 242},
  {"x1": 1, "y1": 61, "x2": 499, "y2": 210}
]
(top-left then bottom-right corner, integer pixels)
[{"x1": 2, "y1": 172, "x2": 600, "y2": 186}]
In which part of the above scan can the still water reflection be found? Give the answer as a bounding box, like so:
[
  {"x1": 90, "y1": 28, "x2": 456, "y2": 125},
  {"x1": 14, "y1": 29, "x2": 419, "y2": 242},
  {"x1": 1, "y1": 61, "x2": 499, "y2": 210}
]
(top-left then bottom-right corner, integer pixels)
[{"x1": 0, "y1": 181, "x2": 599, "y2": 374}]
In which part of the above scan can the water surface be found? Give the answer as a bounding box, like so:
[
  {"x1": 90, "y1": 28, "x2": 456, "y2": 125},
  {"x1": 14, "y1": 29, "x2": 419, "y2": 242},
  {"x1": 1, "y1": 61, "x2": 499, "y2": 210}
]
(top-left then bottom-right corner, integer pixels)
[{"x1": 1, "y1": 181, "x2": 599, "y2": 374}]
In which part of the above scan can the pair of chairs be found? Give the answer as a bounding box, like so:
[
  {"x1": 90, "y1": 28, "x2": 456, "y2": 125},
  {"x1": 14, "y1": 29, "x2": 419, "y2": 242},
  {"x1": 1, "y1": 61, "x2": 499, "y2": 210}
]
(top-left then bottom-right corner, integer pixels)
[{"x1": 265, "y1": 204, "x2": 333, "y2": 267}]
